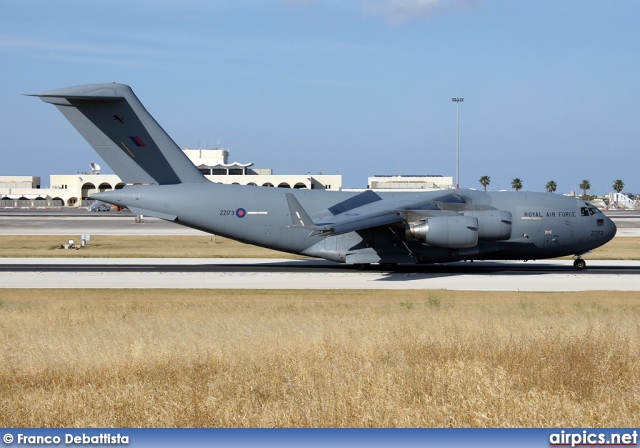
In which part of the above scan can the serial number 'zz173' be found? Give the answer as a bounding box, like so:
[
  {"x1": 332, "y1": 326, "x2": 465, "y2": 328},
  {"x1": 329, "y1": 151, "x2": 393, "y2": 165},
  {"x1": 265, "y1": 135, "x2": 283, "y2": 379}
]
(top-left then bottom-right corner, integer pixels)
[
  {"x1": 591, "y1": 231, "x2": 605, "y2": 237},
  {"x1": 220, "y1": 209, "x2": 235, "y2": 216}
]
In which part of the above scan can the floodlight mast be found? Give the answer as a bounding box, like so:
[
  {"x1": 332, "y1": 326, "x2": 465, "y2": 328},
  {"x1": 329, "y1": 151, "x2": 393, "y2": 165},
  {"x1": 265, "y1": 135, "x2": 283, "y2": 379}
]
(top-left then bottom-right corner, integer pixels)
[{"x1": 452, "y1": 97, "x2": 464, "y2": 189}]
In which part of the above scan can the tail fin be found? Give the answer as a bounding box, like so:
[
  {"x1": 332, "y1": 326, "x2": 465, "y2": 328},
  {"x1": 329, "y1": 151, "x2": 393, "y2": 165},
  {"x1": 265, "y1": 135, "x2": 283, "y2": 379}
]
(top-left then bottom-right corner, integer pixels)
[{"x1": 31, "y1": 83, "x2": 205, "y2": 185}]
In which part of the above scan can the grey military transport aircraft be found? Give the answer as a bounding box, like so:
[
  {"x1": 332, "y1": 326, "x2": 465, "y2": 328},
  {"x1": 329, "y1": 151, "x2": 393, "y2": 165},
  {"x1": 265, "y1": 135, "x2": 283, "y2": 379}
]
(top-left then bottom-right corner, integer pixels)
[{"x1": 32, "y1": 83, "x2": 616, "y2": 270}]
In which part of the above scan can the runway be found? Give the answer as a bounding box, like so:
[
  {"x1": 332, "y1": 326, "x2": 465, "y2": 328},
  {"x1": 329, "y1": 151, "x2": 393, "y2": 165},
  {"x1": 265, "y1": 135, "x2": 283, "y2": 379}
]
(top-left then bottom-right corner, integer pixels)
[{"x1": 1, "y1": 258, "x2": 639, "y2": 291}]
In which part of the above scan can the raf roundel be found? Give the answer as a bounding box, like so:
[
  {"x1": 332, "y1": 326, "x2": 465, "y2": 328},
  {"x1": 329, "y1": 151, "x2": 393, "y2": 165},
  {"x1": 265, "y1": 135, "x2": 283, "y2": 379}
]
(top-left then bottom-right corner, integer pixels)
[{"x1": 236, "y1": 208, "x2": 246, "y2": 218}]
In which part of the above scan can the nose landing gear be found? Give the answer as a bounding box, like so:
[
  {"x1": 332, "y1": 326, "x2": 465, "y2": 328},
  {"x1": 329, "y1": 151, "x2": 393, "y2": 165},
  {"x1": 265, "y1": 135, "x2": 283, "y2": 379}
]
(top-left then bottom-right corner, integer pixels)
[{"x1": 573, "y1": 258, "x2": 586, "y2": 270}]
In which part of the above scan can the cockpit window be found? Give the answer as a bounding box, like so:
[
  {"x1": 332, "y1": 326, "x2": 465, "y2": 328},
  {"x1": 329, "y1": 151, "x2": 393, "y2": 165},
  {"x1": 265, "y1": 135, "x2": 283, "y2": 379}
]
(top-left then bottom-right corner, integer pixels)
[{"x1": 581, "y1": 206, "x2": 603, "y2": 217}]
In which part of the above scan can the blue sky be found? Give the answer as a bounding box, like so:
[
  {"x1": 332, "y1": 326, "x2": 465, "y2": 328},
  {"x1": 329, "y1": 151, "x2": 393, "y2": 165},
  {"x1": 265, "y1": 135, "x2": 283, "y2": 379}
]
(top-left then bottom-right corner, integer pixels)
[{"x1": 1, "y1": 0, "x2": 638, "y2": 194}]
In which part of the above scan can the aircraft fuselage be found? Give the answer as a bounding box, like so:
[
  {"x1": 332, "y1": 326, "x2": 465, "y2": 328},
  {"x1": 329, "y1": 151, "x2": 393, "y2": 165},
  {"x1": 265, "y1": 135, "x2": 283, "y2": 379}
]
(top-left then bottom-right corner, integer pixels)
[
  {"x1": 33, "y1": 82, "x2": 616, "y2": 270},
  {"x1": 95, "y1": 183, "x2": 616, "y2": 266}
]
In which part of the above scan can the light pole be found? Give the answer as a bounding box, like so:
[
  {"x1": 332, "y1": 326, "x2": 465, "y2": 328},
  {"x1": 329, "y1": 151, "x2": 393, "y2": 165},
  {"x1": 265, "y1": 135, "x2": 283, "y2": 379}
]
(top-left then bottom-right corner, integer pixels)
[{"x1": 452, "y1": 97, "x2": 464, "y2": 189}]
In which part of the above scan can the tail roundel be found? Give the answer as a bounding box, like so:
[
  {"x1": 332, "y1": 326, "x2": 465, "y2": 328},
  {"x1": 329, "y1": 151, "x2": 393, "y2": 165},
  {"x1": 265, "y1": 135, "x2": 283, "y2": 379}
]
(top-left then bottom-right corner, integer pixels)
[{"x1": 32, "y1": 83, "x2": 206, "y2": 185}]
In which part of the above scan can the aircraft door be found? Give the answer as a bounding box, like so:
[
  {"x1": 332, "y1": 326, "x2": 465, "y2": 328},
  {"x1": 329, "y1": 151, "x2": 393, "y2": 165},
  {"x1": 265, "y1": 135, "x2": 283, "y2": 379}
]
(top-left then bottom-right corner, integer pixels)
[
  {"x1": 544, "y1": 231, "x2": 552, "y2": 246},
  {"x1": 324, "y1": 235, "x2": 337, "y2": 250},
  {"x1": 543, "y1": 225, "x2": 557, "y2": 247}
]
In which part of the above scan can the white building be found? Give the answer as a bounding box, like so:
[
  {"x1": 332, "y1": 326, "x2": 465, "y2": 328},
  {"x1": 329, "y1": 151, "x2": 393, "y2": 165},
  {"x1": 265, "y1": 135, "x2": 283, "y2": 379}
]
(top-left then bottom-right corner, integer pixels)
[
  {"x1": 0, "y1": 173, "x2": 123, "y2": 207},
  {"x1": 0, "y1": 149, "x2": 342, "y2": 208},
  {"x1": 366, "y1": 175, "x2": 453, "y2": 191},
  {"x1": 1, "y1": 150, "x2": 458, "y2": 208},
  {"x1": 187, "y1": 149, "x2": 340, "y2": 190}
]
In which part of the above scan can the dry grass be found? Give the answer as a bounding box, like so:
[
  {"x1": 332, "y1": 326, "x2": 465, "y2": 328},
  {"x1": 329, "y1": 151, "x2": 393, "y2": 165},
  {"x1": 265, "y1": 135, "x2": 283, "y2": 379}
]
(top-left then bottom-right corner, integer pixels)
[
  {"x1": 1, "y1": 289, "x2": 639, "y2": 427},
  {"x1": 0, "y1": 235, "x2": 637, "y2": 259},
  {"x1": 0, "y1": 235, "x2": 301, "y2": 258},
  {"x1": 581, "y1": 236, "x2": 640, "y2": 260}
]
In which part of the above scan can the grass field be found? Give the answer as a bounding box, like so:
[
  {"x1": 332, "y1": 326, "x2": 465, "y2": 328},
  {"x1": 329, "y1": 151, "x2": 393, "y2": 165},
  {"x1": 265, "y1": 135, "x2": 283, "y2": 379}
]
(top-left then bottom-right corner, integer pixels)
[
  {"x1": 0, "y1": 235, "x2": 302, "y2": 258},
  {"x1": 1, "y1": 289, "x2": 638, "y2": 427},
  {"x1": 0, "y1": 235, "x2": 638, "y2": 259},
  {"x1": 1, "y1": 235, "x2": 637, "y2": 427}
]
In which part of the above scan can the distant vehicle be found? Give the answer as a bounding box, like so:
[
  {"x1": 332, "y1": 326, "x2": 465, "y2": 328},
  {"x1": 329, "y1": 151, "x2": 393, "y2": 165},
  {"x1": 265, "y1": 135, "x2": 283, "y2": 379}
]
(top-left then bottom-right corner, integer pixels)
[
  {"x1": 33, "y1": 83, "x2": 617, "y2": 270},
  {"x1": 87, "y1": 201, "x2": 111, "y2": 212}
]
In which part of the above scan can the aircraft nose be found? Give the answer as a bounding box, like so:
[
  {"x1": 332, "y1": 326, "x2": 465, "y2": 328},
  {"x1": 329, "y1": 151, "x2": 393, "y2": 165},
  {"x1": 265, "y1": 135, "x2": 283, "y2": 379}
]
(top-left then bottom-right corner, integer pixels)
[{"x1": 605, "y1": 215, "x2": 617, "y2": 241}]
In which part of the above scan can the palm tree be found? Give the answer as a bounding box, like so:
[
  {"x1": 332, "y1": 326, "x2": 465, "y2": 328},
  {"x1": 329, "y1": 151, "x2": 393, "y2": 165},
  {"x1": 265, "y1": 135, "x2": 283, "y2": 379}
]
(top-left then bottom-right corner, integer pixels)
[
  {"x1": 511, "y1": 178, "x2": 523, "y2": 191},
  {"x1": 545, "y1": 180, "x2": 557, "y2": 193},
  {"x1": 479, "y1": 175, "x2": 491, "y2": 191},
  {"x1": 613, "y1": 179, "x2": 624, "y2": 194},
  {"x1": 579, "y1": 179, "x2": 591, "y2": 197}
]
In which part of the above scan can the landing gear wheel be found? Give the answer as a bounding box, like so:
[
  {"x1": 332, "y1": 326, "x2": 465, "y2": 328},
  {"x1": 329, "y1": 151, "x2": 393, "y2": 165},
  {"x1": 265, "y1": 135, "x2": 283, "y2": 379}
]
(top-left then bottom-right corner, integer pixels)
[
  {"x1": 573, "y1": 258, "x2": 586, "y2": 270},
  {"x1": 353, "y1": 263, "x2": 371, "y2": 270},
  {"x1": 379, "y1": 262, "x2": 398, "y2": 270}
]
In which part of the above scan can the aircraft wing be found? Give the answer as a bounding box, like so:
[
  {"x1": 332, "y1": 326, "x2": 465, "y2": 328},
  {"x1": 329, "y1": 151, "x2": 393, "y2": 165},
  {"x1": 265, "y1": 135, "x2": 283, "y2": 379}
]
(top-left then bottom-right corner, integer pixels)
[
  {"x1": 287, "y1": 191, "x2": 467, "y2": 235},
  {"x1": 315, "y1": 210, "x2": 404, "y2": 235}
]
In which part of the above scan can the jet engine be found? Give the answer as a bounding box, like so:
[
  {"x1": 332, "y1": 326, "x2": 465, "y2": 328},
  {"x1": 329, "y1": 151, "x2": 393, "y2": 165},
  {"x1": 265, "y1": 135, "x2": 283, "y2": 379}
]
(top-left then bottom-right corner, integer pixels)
[
  {"x1": 463, "y1": 210, "x2": 512, "y2": 240},
  {"x1": 405, "y1": 215, "x2": 478, "y2": 248}
]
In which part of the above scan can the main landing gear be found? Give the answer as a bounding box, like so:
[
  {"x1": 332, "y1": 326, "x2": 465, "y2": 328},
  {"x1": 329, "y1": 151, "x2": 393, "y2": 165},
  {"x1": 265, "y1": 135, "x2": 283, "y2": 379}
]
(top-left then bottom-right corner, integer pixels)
[
  {"x1": 379, "y1": 262, "x2": 398, "y2": 270},
  {"x1": 353, "y1": 263, "x2": 398, "y2": 271},
  {"x1": 353, "y1": 263, "x2": 370, "y2": 270},
  {"x1": 573, "y1": 258, "x2": 586, "y2": 270}
]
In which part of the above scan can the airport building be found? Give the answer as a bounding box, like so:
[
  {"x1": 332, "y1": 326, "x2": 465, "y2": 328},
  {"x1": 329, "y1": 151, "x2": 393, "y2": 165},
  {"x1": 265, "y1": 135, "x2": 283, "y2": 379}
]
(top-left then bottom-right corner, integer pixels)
[
  {"x1": 0, "y1": 149, "x2": 342, "y2": 208},
  {"x1": 1, "y1": 149, "x2": 456, "y2": 208},
  {"x1": 366, "y1": 175, "x2": 453, "y2": 191},
  {"x1": 0, "y1": 174, "x2": 123, "y2": 208},
  {"x1": 185, "y1": 149, "x2": 341, "y2": 190}
]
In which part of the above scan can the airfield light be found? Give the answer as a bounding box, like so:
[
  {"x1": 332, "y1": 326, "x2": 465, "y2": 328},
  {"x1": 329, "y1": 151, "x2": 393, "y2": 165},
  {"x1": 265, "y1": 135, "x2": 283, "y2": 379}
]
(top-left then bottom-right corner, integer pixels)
[{"x1": 452, "y1": 97, "x2": 464, "y2": 189}]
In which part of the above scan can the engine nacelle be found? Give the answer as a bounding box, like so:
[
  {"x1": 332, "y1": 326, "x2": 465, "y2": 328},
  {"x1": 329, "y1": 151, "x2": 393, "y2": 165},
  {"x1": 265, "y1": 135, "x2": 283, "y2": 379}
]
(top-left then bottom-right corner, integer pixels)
[
  {"x1": 463, "y1": 210, "x2": 512, "y2": 240},
  {"x1": 405, "y1": 215, "x2": 478, "y2": 248}
]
